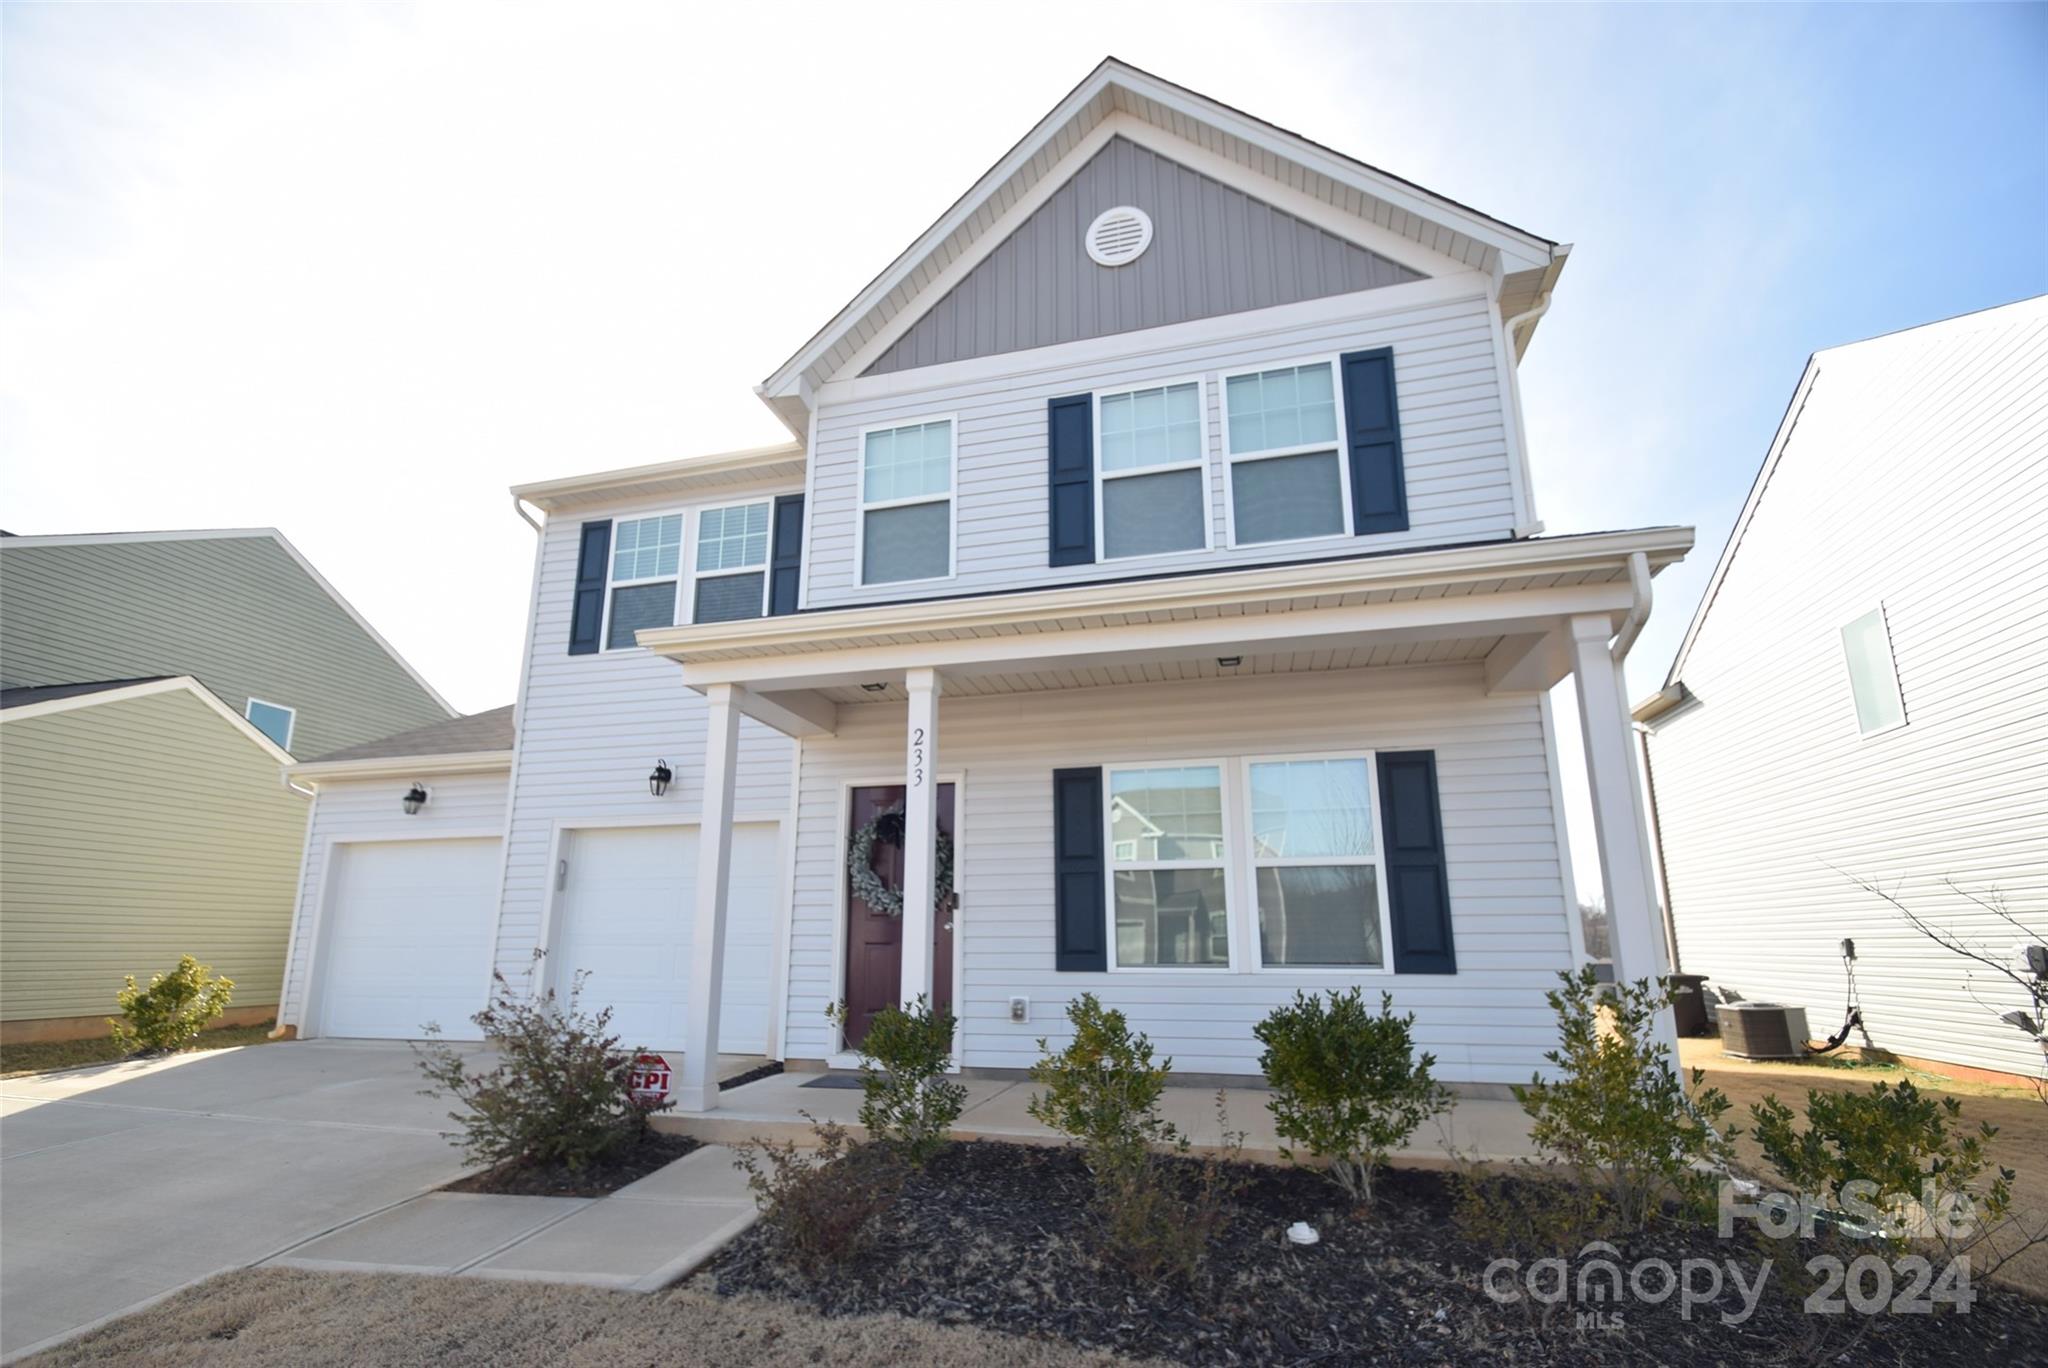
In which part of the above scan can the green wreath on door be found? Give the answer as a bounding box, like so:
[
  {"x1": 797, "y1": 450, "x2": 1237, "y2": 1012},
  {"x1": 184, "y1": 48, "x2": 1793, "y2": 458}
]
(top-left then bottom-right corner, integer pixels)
[{"x1": 846, "y1": 804, "x2": 955, "y2": 918}]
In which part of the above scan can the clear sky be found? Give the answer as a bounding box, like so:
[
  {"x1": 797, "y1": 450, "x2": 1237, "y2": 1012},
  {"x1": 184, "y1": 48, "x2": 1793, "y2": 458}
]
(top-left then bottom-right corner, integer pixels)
[{"x1": 5, "y1": 3, "x2": 2044, "y2": 898}]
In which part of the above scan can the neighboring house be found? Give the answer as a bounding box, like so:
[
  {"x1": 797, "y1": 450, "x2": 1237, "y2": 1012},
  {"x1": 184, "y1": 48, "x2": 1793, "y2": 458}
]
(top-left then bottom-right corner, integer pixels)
[
  {"x1": 276, "y1": 59, "x2": 1693, "y2": 1112},
  {"x1": 1635, "y1": 296, "x2": 2048, "y2": 1083},
  {"x1": 0, "y1": 528, "x2": 453, "y2": 1041}
]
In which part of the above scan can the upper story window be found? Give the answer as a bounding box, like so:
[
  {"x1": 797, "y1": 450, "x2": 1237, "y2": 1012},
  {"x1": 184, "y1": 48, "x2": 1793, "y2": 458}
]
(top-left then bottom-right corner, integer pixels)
[
  {"x1": 1096, "y1": 380, "x2": 1209, "y2": 560},
  {"x1": 1841, "y1": 604, "x2": 1906, "y2": 736},
  {"x1": 859, "y1": 418, "x2": 954, "y2": 585},
  {"x1": 244, "y1": 697, "x2": 295, "y2": 749},
  {"x1": 1222, "y1": 360, "x2": 1350, "y2": 546},
  {"x1": 606, "y1": 513, "x2": 683, "y2": 650},
  {"x1": 693, "y1": 500, "x2": 771, "y2": 623}
]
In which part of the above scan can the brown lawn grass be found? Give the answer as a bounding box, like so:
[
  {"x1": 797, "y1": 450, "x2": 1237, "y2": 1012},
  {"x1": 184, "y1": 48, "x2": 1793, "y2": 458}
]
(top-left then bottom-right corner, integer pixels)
[
  {"x1": 21, "y1": 1267, "x2": 1158, "y2": 1367},
  {"x1": 0, "y1": 1023, "x2": 277, "y2": 1079}
]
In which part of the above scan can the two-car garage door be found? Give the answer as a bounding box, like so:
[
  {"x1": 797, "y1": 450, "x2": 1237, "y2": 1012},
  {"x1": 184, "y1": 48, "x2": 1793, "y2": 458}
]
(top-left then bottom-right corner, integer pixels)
[{"x1": 313, "y1": 825, "x2": 779, "y2": 1051}]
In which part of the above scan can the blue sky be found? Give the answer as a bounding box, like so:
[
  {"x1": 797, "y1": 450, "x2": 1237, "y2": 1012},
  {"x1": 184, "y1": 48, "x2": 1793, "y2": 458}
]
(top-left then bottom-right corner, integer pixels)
[{"x1": 4, "y1": 3, "x2": 2043, "y2": 894}]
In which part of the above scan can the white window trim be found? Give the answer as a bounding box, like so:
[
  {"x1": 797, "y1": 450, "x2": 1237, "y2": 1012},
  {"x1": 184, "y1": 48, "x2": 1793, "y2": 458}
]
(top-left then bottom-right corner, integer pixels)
[
  {"x1": 1239, "y1": 750, "x2": 1395, "y2": 976},
  {"x1": 685, "y1": 496, "x2": 774, "y2": 624},
  {"x1": 600, "y1": 507, "x2": 686, "y2": 653},
  {"x1": 1091, "y1": 374, "x2": 1215, "y2": 563},
  {"x1": 1841, "y1": 601, "x2": 1909, "y2": 739},
  {"x1": 244, "y1": 696, "x2": 296, "y2": 750},
  {"x1": 854, "y1": 414, "x2": 958, "y2": 587},
  {"x1": 1102, "y1": 757, "x2": 1236, "y2": 973},
  {"x1": 1218, "y1": 354, "x2": 1355, "y2": 550}
]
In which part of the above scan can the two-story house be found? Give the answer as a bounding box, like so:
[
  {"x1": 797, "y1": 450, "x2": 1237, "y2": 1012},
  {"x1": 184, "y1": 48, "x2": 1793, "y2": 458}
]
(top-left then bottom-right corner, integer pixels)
[
  {"x1": 0, "y1": 528, "x2": 454, "y2": 1041},
  {"x1": 275, "y1": 60, "x2": 1692, "y2": 1111}
]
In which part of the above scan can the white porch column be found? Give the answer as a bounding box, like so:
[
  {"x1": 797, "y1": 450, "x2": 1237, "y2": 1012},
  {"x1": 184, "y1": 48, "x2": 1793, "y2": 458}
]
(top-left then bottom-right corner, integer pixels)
[
  {"x1": 1567, "y1": 614, "x2": 1678, "y2": 1051},
  {"x1": 899, "y1": 667, "x2": 940, "y2": 1008},
  {"x1": 678, "y1": 682, "x2": 741, "y2": 1113}
]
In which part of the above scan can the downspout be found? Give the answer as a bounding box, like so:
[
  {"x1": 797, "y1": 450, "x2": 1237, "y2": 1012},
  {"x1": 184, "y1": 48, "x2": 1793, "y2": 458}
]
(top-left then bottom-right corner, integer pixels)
[
  {"x1": 1502, "y1": 291, "x2": 1553, "y2": 539},
  {"x1": 1633, "y1": 720, "x2": 1683, "y2": 973},
  {"x1": 283, "y1": 771, "x2": 316, "y2": 799},
  {"x1": 1607, "y1": 548, "x2": 1681, "y2": 974},
  {"x1": 512, "y1": 496, "x2": 542, "y2": 535},
  {"x1": 1610, "y1": 550, "x2": 1652, "y2": 662}
]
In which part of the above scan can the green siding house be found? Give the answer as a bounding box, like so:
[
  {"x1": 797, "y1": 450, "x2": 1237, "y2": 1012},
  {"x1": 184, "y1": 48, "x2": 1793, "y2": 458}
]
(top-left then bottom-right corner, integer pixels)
[{"x1": 0, "y1": 530, "x2": 454, "y2": 1042}]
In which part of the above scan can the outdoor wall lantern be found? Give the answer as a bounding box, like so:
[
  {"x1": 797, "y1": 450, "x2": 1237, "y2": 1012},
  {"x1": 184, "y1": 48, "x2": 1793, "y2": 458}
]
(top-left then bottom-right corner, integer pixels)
[
  {"x1": 401, "y1": 783, "x2": 428, "y2": 815},
  {"x1": 648, "y1": 759, "x2": 673, "y2": 798}
]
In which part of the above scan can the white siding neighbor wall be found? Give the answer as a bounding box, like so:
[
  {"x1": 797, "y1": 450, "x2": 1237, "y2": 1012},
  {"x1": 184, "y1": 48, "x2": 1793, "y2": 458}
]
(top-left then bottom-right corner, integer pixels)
[
  {"x1": 784, "y1": 661, "x2": 1576, "y2": 1084},
  {"x1": 804, "y1": 279, "x2": 1517, "y2": 609},
  {"x1": 1646, "y1": 298, "x2": 2048, "y2": 1078},
  {"x1": 279, "y1": 769, "x2": 509, "y2": 1029},
  {"x1": 494, "y1": 484, "x2": 799, "y2": 985}
]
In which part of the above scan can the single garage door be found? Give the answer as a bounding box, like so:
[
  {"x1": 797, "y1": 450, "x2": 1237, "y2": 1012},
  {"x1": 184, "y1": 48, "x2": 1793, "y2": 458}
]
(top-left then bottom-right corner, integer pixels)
[
  {"x1": 316, "y1": 837, "x2": 500, "y2": 1040},
  {"x1": 552, "y1": 823, "x2": 779, "y2": 1053}
]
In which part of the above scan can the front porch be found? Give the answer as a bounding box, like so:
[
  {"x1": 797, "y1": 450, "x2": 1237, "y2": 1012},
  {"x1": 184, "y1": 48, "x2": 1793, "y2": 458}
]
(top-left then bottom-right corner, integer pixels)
[{"x1": 639, "y1": 528, "x2": 1693, "y2": 1113}]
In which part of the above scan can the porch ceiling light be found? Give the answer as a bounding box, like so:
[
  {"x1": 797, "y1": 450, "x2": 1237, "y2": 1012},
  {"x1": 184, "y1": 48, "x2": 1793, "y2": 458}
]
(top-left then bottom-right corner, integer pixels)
[
  {"x1": 648, "y1": 759, "x2": 673, "y2": 798},
  {"x1": 401, "y1": 783, "x2": 428, "y2": 816},
  {"x1": 860, "y1": 682, "x2": 888, "y2": 693},
  {"x1": 1217, "y1": 656, "x2": 1243, "y2": 669}
]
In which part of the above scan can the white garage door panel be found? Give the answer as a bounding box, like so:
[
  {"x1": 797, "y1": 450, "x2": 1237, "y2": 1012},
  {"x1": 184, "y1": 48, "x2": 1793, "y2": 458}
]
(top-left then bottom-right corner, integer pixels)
[
  {"x1": 320, "y1": 838, "x2": 499, "y2": 1040},
  {"x1": 554, "y1": 823, "x2": 778, "y2": 1053}
]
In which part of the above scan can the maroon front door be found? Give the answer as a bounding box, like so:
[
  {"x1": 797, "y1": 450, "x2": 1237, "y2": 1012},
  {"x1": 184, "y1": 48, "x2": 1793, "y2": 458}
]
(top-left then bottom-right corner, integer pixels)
[{"x1": 843, "y1": 783, "x2": 955, "y2": 1049}]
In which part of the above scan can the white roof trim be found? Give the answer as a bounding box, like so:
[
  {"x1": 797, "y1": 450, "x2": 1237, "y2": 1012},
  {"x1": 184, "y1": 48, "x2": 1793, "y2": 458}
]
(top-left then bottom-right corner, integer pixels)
[
  {"x1": 0, "y1": 528, "x2": 457, "y2": 718},
  {"x1": 759, "y1": 57, "x2": 1557, "y2": 414},
  {"x1": 285, "y1": 749, "x2": 513, "y2": 784},
  {"x1": 0, "y1": 675, "x2": 297, "y2": 766},
  {"x1": 509, "y1": 442, "x2": 807, "y2": 512}
]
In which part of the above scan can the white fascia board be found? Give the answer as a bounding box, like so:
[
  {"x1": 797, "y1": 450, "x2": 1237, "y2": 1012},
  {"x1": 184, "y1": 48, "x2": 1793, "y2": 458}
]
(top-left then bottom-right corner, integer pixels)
[
  {"x1": 285, "y1": 749, "x2": 514, "y2": 784},
  {"x1": 641, "y1": 527, "x2": 1693, "y2": 666},
  {"x1": 1, "y1": 528, "x2": 458, "y2": 719},
  {"x1": 510, "y1": 443, "x2": 808, "y2": 512},
  {"x1": 759, "y1": 58, "x2": 1559, "y2": 406},
  {"x1": 0, "y1": 675, "x2": 298, "y2": 767}
]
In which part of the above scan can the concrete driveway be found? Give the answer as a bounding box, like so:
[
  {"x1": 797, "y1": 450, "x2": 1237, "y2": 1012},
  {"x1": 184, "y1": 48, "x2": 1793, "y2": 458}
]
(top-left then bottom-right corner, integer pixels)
[{"x1": 0, "y1": 1040, "x2": 478, "y2": 1360}]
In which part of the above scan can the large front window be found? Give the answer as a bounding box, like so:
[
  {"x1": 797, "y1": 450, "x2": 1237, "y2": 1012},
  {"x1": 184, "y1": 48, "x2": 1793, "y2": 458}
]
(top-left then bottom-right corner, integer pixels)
[
  {"x1": 1223, "y1": 360, "x2": 1349, "y2": 546},
  {"x1": 1108, "y1": 764, "x2": 1229, "y2": 968},
  {"x1": 860, "y1": 418, "x2": 954, "y2": 585},
  {"x1": 1096, "y1": 381, "x2": 1209, "y2": 560},
  {"x1": 1248, "y1": 756, "x2": 1382, "y2": 967}
]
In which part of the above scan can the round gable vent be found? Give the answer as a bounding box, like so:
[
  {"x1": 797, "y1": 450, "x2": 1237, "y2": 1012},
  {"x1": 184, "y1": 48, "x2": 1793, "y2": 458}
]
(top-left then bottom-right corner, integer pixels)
[{"x1": 1085, "y1": 206, "x2": 1153, "y2": 267}]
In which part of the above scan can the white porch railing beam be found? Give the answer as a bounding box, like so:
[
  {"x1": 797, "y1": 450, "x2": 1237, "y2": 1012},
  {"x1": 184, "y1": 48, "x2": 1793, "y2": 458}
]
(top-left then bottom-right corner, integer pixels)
[
  {"x1": 1567, "y1": 613, "x2": 1678, "y2": 1052},
  {"x1": 678, "y1": 681, "x2": 741, "y2": 1113},
  {"x1": 899, "y1": 667, "x2": 940, "y2": 1008}
]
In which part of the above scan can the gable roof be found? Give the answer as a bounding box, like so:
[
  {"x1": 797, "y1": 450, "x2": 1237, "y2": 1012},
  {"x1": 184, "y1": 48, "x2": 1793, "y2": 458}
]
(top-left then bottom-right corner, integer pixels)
[
  {"x1": 0, "y1": 674, "x2": 297, "y2": 766},
  {"x1": 1649, "y1": 293, "x2": 2048, "y2": 701},
  {"x1": 0, "y1": 527, "x2": 455, "y2": 719},
  {"x1": 758, "y1": 57, "x2": 1564, "y2": 434}
]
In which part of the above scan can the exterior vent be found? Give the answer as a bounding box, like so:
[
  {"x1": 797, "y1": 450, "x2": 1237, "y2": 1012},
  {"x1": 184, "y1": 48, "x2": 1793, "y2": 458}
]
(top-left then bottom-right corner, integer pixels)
[
  {"x1": 1718, "y1": 1002, "x2": 1811, "y2": 1060},
  {"x1": 1085, "y1": 206, "x2": 1153, "y2": 267}
]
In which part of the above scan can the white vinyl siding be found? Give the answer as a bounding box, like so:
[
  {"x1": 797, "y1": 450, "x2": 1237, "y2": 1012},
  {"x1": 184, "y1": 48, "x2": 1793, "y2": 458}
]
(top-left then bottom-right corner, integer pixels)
[
  {"x1": 782, "y1": 661, "x2": 1576, "y2": 1082},
  {"x1": 803, "y1": 287, "x2": 1514, "y2": 609},
  {"x1": 1644, "y1": 297, "x2": 2048, "y2": 1080}
]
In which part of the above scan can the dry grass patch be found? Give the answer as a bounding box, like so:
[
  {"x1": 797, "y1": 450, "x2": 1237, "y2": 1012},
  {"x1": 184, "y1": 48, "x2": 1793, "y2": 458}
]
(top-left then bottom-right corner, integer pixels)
[
  {"x1": 22, "y1": 1267, "x2": 1154, "y2": 1368},
  {"x1": 0, "y1": 1023, "x2": 276, "y2": 1079}
]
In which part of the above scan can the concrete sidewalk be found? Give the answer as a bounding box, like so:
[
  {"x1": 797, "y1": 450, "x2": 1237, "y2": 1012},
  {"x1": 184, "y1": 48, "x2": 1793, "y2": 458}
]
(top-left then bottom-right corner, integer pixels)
[
  {"x1": 266, "y1": 1143, "x2": 757, "y2": 1293},
  {"x1": 665, "y1": 1072, "x2": 1541, "y2": 1166}
]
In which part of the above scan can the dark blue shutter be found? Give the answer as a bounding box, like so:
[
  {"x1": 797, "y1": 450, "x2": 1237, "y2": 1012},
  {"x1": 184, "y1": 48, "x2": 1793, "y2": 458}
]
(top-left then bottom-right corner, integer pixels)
[
  {"x1": 769, "y1": 494, "x2": 804, "y2": 616},
  {"x1": 1052, "y1": 767, "x2": 1107, "y2": 971},
  {"x1": 1047, "y1": 394, "x2": 1095, "y2": 566},
  {"x1": 1377, "y1": 750, "x2": 1455, "y2": 974},
  {"x1": 568, "y1": 520, "x2": 612, "y2": 656},
  {"x1": 1341, "y1": 347, "x2": 1408, "y2": 535}
]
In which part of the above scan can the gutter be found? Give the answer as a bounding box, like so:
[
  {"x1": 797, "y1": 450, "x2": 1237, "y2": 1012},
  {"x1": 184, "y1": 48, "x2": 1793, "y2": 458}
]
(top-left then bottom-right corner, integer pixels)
[
  {"x1": 513, "y1": 496, "x2": 542, "y2": 534},
  {"x1": 285, "y1": 749, "x2": 514, "y2": 785}
]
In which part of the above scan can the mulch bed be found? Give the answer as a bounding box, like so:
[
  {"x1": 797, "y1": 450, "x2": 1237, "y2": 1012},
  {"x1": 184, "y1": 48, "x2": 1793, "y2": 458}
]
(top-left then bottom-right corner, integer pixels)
[
  {"x1": 444, "y1": 1131, "x2": 700, "y2": 1198},
  {"x1": 709, "y1": 1139, "x2": 2048, "y2": 1366}
]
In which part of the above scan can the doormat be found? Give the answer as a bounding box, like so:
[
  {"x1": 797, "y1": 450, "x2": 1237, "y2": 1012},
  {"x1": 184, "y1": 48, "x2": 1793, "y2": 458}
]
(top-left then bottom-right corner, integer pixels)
[{"x1": 799, "y1": 1074, "x2": 866, "y2": 1089}]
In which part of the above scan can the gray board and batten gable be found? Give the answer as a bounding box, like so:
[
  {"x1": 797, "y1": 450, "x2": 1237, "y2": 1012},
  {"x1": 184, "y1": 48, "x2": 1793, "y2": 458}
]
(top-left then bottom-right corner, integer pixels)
[{"x1": 864, "y1": 135, "x2": 1426, "y2": 377}]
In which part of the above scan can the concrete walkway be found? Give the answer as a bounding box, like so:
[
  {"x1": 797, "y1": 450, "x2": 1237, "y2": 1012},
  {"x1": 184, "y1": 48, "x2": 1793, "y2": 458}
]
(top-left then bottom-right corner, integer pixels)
[
  {"x1": 265, "y1": 1143, "x2": 757, "y2": 1292},
  {"x1": 667, "y1": 1071, "x2": 1541, "y2": 1166}
]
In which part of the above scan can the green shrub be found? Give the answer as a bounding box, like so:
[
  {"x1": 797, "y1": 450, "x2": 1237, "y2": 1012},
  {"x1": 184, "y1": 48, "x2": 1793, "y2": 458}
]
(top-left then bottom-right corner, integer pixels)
[
  {"x1": 1750, "y1": 1080, "x2": 2013, "y2": 1251},
  {"x1": 732, "y1": 1116, "x2": 905, "y2": 1273},
  {"x1": 109, "y1": 955, "x2": 234, "y2": 1054},
  {"x1": 828, "y1": 995, "x2": 965, "y2": 1165},
  {"x1": 415, "y1": 963, "x2": 668, "y2": 1173},
  {"x1": 1256, "y1": 987, "x2": 1455, "y2": 1206},
  {"x1": 1513, "y1": 967, "x2": 1734, "y2": 1229},
  {"x1": 1027, "y1": 993, "x2": 1184, "y2": 1171}
]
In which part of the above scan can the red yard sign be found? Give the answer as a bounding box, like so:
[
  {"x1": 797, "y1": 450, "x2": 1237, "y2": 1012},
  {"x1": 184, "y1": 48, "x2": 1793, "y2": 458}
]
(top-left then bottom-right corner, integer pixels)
[{"x1": 628, "y1": 1052, "x2": 671, "y2": 1103}]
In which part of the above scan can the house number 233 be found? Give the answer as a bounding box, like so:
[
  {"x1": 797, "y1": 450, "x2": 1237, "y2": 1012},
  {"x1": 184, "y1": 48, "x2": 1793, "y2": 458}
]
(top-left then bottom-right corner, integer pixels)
[{"x1": 910, "y1": 727, "x2": 926, "y2": 787}]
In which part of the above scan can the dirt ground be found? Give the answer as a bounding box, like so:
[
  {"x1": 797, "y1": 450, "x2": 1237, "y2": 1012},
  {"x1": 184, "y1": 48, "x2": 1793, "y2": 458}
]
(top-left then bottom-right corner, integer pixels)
[
  {"x1": 22, "y1": 1267, "x2": 1156, "y2": 1368},
  {"x1": 1692, "y1": 1042, "x2": 2048, "y2": 1298}
]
